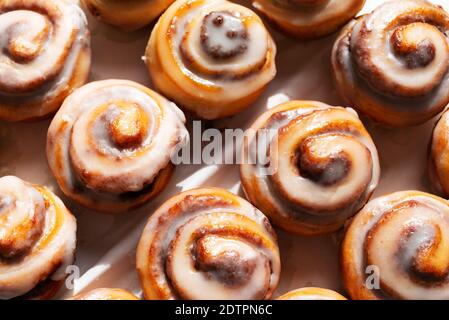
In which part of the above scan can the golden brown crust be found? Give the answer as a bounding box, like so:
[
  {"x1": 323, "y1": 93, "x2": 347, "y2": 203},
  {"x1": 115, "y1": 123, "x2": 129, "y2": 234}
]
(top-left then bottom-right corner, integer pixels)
[
  {"x1": 0, "y1": 0, "x2": 91, "y2": 122},
  {"x1": 0, "y1": 176, "x2": 77, "y2": 300},
  {"x1": 46, "y1": 80, "x2": 189, "y2": 214},
  {"x1": 253, "y1": 0, "x2": 365, "y2": 39},
  {"x1": 136, "y1": 187, "x2": 281, "y2": 300},
  {"x1": 240, "y1": 100, "x2": 380, "y2": 235},
  {"x1": 82, "y1": 0, "x2": 174, "y2": 31},
  {"x1": 342, "y1": 190, "x2": 449, "y2": 300},
  {"x1": 277, "y1": 287, "x2": 347, "y2": 300},
  {"x1": 429, "y1": 108, "x2": 449, "y2": 197},
  {"x1": 70, "y1": 288, "x2": 139, "y2": 300},
  {"x1": 331, "y1": 0, "x2": 449, "y2": 127},
  {"x1": 145, "y1": 0, "x2": 276, "y2": 120},
  {"x1": 14, "y1": 279, "x2": 64, "y2": 300}
]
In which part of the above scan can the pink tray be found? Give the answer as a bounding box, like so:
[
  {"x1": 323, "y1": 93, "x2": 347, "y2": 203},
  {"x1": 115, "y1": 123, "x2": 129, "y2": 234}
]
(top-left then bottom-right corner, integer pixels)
[{"x1": 0, "y1": 0, "x2": 445, "y2": 299}]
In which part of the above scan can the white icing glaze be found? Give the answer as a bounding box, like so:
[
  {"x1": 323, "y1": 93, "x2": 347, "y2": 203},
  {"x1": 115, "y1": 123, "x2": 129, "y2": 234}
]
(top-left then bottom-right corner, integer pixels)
[
  {"x1": 241, "y1": 101, "x2": 380, "y2": 235},
  {"x1": 147, "y1": 0, "x2": 276, "y2": 118},
  {"x1": 332, "y1": 0, "x2": 449, "y2": 126},
  {"x1": 136, "y1": 188, "x2": 280, "y2": 300},
  {"x1": 0, "y1": 0, "x2": 90, "y2": 119},
  {"x1": 0, "y1": 176, "x2": 76, "y2": 299},
  {"x1": 344, "y1": 191, "x2": 449, "y2": 300},
  {"x1": 47, "y1": 80, "x2": 189, "y2": 212}
]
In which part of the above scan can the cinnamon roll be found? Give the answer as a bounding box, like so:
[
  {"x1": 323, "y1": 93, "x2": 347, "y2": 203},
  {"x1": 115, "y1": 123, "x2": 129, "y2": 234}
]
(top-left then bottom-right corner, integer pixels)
[
  {"x1": 47, "y1": 80, "x2": 189, "y2": 214},
  {"x1": 253, "y1": 0, "x2": 365, "y2": 39},
  {"x1": 332, "y1": 0, "x2": 449, "y2": 127},
  {"x1": 0, "y1": 0, "x2": 91, "y2": 122},
  {"x1": 145, "y1": 0, "x2": 276, "y2": 120},
  {"x1": 136, "y1": 188, "x2": 281, "y2": 300},
  {"x1": 277, "y1": 287, "x2": 347, "y2": 300},
  {"x1": 240, "y1": 101, "x2": 380, "y2": 236},
  {"x1": 429, "y1": 108, "x2": 449, "y2": 197},
  {"x1": 0, "y1": 176, "x2": 77, "y2": 300},
  {"x1": 342, "y1": 191, "x2": 449, "y2": 300},
  {"x1": 82, "y1": 0, "x2": 173, "y2": 31},
  {"x1": 71, "y1": 288, "x2": 139, "y2": 300}
]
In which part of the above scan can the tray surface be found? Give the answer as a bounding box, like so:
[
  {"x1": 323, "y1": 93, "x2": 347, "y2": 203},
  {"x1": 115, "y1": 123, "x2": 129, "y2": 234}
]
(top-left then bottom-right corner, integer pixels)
[{"x1": 0, "y1": 0, "x2": 445, "y2": 299}]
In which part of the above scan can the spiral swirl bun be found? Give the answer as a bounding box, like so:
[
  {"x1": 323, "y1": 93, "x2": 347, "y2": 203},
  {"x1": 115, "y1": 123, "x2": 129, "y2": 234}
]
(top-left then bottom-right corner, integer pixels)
[
  {"x1": 71, "y1": 288, "x2": 139, "y2": 300},
  {"x1": 429, "y1": 108, "x2": 449, "y2": 197},
  {"x1": 0, "y1": 176, "x2": 76, "y2": 300},
  {"x1": 0, "y1": 0, "x2": 91, "y2": 122},
  {"x1": 145, "y1": 0, "x2": 276, "y2": 120},
  {"x1": 240, "y1": 101, "x2": 380, "y2": 236},
  {"x1": 83, "y1": 0, "x2": 174, "y2": 31},
  {"x1": 277, "y1": 287, "x2": 347, "y2": 300},
  {"x1": 332, "y1": 0, "x2": 449, "y2": 127},
  {"x1": 136, "y1": 188, "x2": 281, "y2": 300},
  {"x1": 47, "y1": 80, "x2": 189, "y2": 214},
  {"x1": 342, "y1": 191, "x2": 449, "y2": 300},
  {"x1": 253, "y1": 0, "x2": 365, "y2": 39}
]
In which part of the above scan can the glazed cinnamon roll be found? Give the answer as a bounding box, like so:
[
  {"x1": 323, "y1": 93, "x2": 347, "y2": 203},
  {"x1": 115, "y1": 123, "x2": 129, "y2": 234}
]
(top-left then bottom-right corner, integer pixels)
[
  {"x1": 0, "y1": 0, "x2": 91, "y2": 122},
  {"x1": 277, "y1": 287, "x2": 347, "y2": 300},
  {"x1": 136, "y1": 188, "x2": 281, "y2": 300},
  {"x1": 47, "y1": 80, "x2": 189, "y2": 214},
  {"x1": 0, "y1": 176, "x2": 77, "y2": 300},
  {"x1": 82, "y1": 0, "x2": 173, "y2": 31},
  {"x1": 332, "y1": 0, "x2": 449, "y2": 127},
  {"x1": 145, "y1": 0, "x2": 276, "y2": 120},
  {"x1": 241, "y1": 101, "x2": 380, "y2": 236},
  {"x1": 429, "y1": 108, "x2": 449, "y2": 197},
  {"x1": 71, "y1": 288, "x2": 139, "y2": 300},
  {"x1": 253, "y1": 0, "x2": 365, "y2": 39},
  {"x1": 342, "y1": 191, "x2": 449, "y2": 300}
]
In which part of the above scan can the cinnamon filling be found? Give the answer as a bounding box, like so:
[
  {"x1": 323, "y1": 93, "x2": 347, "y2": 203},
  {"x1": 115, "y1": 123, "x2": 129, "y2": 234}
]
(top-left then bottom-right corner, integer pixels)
[
  {"x1": 193, "y1": 235, "x2": 256, "y2": 287},
  {"x1": 200, "y1": 11, "x2": 248, "y2": 60},
  {"x1": 391, "y1": 24, "x2": 436, "y2": 69},
  {"x1": 295, "y1": 138, "x2": 351, "y2": 186},
  {"x1": 108, "y1": 103, "x2": 149, "y2": 149}
]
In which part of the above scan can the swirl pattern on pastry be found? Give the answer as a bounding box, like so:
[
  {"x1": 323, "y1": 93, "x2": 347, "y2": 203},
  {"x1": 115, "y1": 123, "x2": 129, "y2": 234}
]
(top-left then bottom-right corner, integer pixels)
[
  {"x1": 47, "y1": 80, "x2": 189, "y2": 214},
  {"x1": 145, "y1": 0, "x2": 276, "y2": 120},
  {"x1": 253, "y1": 0, "x2": 365, "y2": 39},
  {"x1": 71, "y1": 288, "x2": 139, "y2": 300},
  {"x1": 136, "y1": 188, "x2": 281, "y2": 300},
  {"x1": 342, "y1": 191, "x2": 449, "y2": 300},
  {"x1": 0, "y1": 0, "x2": 91, "y2": 122},
  {"x1": 429, "y1": 108, "x2": 449, "y2": 197},
  {"x1": 332, "y1": 0, "x2": 449, "y2": 127},
  {"x1": 277, "y1": 287, "x2": 347, "y2": 300},
  {"x1": 0, "y1": 176, "x2": 76, "y2": 300},
  {"x1": 240, "y1": 101, "x2": 380, "y2": 235},
  {"x1": 82, "y1": 0, "x2": 174, "y2": 31}
]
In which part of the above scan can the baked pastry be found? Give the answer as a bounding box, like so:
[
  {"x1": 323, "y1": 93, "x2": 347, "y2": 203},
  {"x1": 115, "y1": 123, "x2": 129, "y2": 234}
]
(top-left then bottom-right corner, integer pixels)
[
  {"x1": 82, "y1": 0, "x2": 173, "y2": 31},
  {"x1": 253, "y1": 0, "x2": 365, "y2": 39},
  {"x1": 136, "y1": 188, "x2": 281, "y2": 300},
  {"x1": 0, "y1": 176, "x2": 77, "y2": 300},
  {"x1": 71, "y1": 288, "x2": 139, "y2": 300},
  {"x1": 277, "y1": 287, "x2": 347, "y2": 300},
  {"x1": 332, "y1": 0, "x2": 449, "y2": 127},
  {"x1": 240, "y1": 100, "x2": 380, "y2": 235},
  {"x1": 145, "y1": 0, "x2": 276, "y2": 120},
  {"x1": 0, "y1": 0, "x2": 91, "y2": 122},
  {"x1": 47, "y1": 80, "x2": 189, "y2": 214},
  {"x1": 429, "y1": 108, "x2": 449, "y2": 197},
  {"x1": 342, "y1": 190, "x2": 449, "y2": 300}
]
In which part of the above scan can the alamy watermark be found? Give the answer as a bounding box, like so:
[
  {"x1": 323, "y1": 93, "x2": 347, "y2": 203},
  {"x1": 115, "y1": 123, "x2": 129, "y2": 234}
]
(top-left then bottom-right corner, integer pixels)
[{"x1": 171, "y1": 120, "x2": 279, "y2": 175}]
